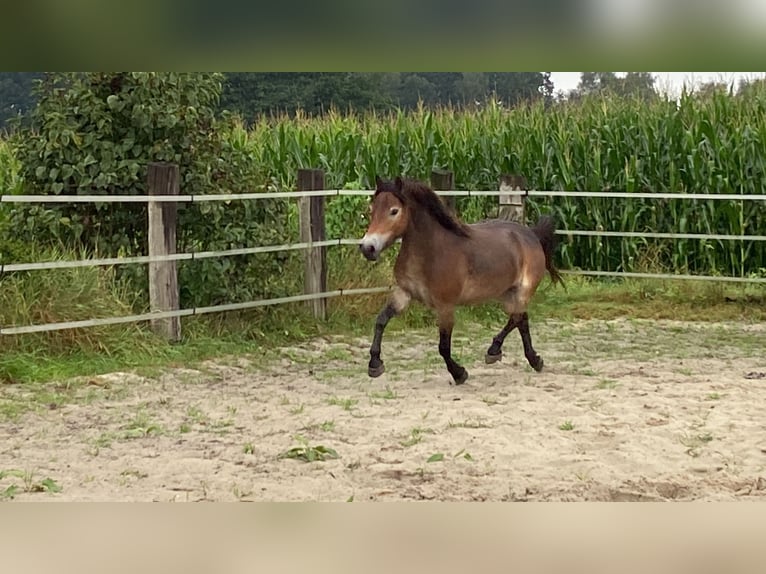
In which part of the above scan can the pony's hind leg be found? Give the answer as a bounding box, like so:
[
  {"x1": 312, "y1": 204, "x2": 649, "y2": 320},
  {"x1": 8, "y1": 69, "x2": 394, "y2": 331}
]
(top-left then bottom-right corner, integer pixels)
[
  {"x1": 368, "y1": 287, "x2": 411, "y2": 378},
  {"x1": 487, "y1": 284, "x2": 544, "y2": 371},
  {"x1": 437, "y1": 308, "x2": 469, "y2": 385},
  {"x1": 516, "y1": 312, "x2": 544, "y2": 372},
  {"x1": 486, "y1": 312, "x2": 543, "y2": 371},
  {"x1": 485, "y1": 287, "x2": 525, "y2": 364},
  {"x1": 485, "y1": 315, "x2": 518, "y2": 364}
]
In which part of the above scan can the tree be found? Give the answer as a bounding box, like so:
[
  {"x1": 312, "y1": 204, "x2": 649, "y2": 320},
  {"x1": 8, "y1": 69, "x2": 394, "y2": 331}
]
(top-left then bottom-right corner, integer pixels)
[
  {"x1": 309, "y1": 73, "x2": 393, "y2": 114},
  {"x1": 737, "y1": 77, "x2": 766, "y2": 98},
  {"x1": 397, "y1": 74, "x2": 439, "y2": 108},
  {"x1": 0, "y1": 72, "x2": 44, "y2": 129},
  {"x1": 575, "y1": 72, "x2": 620, "y2": 96},
  {"x1": 486, "y1": 73, "x2": 548, "y2": 106},
  {"x1": 621, "y1": 72, "x2": 658, "y2": 101},
  {"x1": 457, "y1": 73, "x2": 489, "y2": 104},
  {"x1": 221, "y1": 73, "x2": 394, "y2": 121},
  {"x1": 412, "y1": 72, "x2": 463, "y2": 105},
  {"x1": 221, "y1": 72, "x2": 310, "y2": 119},
  {"x1": 220, "y1": 72, "x2": 552, "y2": 118},
  {"x1": 570, "y1": 72, "x2": 657, "y2": 101},
  {"x1": 693, "y1": 80, "x2": 731, "y2": 99},
  {"x1": 540, "y1": 72, "x2": 555, "y2": 106}
]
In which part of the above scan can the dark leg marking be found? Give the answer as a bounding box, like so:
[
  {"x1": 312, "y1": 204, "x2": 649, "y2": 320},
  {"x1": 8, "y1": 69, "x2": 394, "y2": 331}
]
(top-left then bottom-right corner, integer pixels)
[
  {"x1": 486, "y1": 315, "x2": 519, "y2": 364},
  {"x1": 439, "y1": 327, "x2": 468, "y2": 385},
  {"x1": 517, "y1": 312, "x2": 544, "y2": 371},
  {"x1": 368, "y1": 303, "x2": 397, "y2": 377}
]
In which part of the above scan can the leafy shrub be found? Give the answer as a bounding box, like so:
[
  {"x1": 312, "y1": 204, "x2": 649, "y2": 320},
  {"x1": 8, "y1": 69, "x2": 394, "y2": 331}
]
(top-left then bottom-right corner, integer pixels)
[
  {"x1": 324, "y1": 179, "x2": 370, "y2": 240},
  {"x1": 8, "y1": 73, "x2": 296, "y2": 307}
]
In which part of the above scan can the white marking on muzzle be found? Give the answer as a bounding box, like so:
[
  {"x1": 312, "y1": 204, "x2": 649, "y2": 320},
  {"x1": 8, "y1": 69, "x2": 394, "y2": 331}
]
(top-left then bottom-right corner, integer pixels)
[{"x1": 360, "y1": 232, "x2": 388, "y2": 255}]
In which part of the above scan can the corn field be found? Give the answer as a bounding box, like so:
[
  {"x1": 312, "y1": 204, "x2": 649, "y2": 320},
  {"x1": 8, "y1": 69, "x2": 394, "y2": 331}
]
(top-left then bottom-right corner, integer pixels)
[
  {"x1": 229, "y1": 90, "x2": 766, "y2": 279},
  {"x1": 4, "y1": 88, "x2": 766, "y2": 278}
]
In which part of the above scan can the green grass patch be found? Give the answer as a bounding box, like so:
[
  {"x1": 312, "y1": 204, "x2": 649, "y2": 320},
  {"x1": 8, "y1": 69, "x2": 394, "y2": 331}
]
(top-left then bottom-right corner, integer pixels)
[
  {"x1": 594, "y1": 379, "x2": 619, "y2": 390},
  {"x1": 326, "y1": 396, "x2": 359, "y2": 411},
  {"x1": 369, "y1": 386, "x2": 400, "y2": 401},
  {"x1": 401, "y1": 427, "x2": 436, "y2": 447},
  {"x1": 0, "y1": 469, "x2": 63, "y2": 499},
  {"x1": 278, "y1": 436, "x2": 339, "y2": 463}
]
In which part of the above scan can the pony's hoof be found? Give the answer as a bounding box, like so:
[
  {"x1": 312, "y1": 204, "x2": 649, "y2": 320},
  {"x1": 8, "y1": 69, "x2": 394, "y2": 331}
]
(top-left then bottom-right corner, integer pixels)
[
  {"x1": 368, "y1": 363, "x2": 385, "y2": 378},
  {"x1": 485, "y1": 351, "x2": 503, "y2": 364},
  {"x1": 530, "y1": 356, "x2": 544, "y2": 372},
  {"x1": 453, "y1": 368, "x2": 469, "y2": 385}
]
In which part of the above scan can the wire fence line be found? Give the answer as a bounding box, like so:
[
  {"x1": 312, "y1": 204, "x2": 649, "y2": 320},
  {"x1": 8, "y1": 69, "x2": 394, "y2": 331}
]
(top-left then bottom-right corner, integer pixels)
[
  {"x1": 560, "y1": 270, "x2": 766, "y2": 284},
  {"x1": 0, "y1": 239, "x2": 363, "y2": 273},
  {"x1": 3, "y1": 230, "x2": 766, "y2": 275},
  {"x1": 0, "y1": 286, "x2": 393, "y2": 336},
  {"x1": 558, "y1": 230, "x2": 766, "y2": 242}
]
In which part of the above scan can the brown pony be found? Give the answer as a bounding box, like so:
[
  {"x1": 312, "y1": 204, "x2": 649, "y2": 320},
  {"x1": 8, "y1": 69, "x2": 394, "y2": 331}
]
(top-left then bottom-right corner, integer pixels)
[{"x1": 359, "y1": 175, "x2": 563, "y2": 385}]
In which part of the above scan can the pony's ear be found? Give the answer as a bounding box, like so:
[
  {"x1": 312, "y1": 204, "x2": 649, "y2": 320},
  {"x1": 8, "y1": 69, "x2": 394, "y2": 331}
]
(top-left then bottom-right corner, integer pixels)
[
  {"x1": 374, "y1": 175, "x2": 383, "y2": 188},
  {"x1": 394, "y1": 176, "x2": 404, "y2": 191}
]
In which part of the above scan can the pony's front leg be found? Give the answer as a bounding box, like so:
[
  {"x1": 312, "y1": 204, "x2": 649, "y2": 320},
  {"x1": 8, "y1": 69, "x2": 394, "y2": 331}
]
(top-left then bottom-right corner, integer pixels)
[
  {"x1": 437, "y1": 309, "x2": 468, "y2": 385},
  {"x1": 368, "y1": 287, "x2": 411, "y2": 378}
]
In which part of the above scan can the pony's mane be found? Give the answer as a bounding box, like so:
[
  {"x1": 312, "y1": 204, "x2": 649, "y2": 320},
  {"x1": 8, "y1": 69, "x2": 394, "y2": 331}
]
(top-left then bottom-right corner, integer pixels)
[{"x1": 374, "y1": 177, "x2": 471, "y2": 238}]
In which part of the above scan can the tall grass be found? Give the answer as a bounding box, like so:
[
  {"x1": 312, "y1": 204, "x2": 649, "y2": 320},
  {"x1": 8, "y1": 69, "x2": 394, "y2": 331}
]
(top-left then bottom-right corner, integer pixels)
[
  {"x1": 0, "y1": 138, "x2": 18, "y2": 252},
  {"x1": 0, "y1": 136, "x2": 21, "y2": 196},
  {"x1": 0, "y1": 245, "x2": 155, "y2": 355}
]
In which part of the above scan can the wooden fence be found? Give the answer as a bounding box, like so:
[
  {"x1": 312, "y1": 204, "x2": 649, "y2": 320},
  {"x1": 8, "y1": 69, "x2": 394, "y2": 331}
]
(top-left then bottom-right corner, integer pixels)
[{"x1": 1, "y1": 163, "x2": 765, "y2": 340}]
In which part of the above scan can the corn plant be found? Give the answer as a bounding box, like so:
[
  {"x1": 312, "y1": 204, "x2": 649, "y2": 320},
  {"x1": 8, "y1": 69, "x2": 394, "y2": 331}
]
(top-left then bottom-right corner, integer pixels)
[{"x1": 239, "y1": 88, "x2": 766, "y2": 277}]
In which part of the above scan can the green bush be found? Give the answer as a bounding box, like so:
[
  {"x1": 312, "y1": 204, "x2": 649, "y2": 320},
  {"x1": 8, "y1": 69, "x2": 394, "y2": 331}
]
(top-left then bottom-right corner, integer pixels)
[{"x1": 8, "y1": 73, "x2": 296, "y2": 307}]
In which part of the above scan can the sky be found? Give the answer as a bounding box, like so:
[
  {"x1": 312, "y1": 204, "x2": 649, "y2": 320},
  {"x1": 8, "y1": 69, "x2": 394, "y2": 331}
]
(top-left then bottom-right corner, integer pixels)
[{"x1": 548, "y1": 72, "x2": 766, "y2": 97}]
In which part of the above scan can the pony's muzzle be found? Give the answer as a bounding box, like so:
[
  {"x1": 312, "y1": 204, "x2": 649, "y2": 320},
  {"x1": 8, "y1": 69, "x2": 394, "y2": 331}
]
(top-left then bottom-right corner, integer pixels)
[
  {"x1": 359, "y1": 242, "x2": 379, "y2": 261},
  {"x1": 359, "y1": 234, "x2": 384, "y2": 261}
]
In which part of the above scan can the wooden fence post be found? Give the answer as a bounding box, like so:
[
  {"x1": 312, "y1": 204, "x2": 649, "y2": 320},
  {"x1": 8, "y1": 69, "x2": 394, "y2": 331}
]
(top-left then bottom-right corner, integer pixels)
[
  {"x1": 499, "y1": 174, "x2": 526, "y2": 224},
  {"x1": 431, "y1": 168, "x2": 455, "y2": 214},
  {"x1": 297, "y1": 168, "x2": 327, "y2": 320},
  {"x1": 147, "y1": 162, "x2": 181, "y2": 342}
]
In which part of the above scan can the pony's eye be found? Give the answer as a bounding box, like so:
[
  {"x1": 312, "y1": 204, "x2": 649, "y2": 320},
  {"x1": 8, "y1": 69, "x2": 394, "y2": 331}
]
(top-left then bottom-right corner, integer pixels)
[{"x1": 390, "y1": 208, "x2": 400, "y2": 217}]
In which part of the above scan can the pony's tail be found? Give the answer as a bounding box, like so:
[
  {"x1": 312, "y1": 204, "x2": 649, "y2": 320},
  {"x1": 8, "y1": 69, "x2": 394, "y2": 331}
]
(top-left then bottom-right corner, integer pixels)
[{"x1": 531, "y1": 215, "x2": 564, "y2": 288}]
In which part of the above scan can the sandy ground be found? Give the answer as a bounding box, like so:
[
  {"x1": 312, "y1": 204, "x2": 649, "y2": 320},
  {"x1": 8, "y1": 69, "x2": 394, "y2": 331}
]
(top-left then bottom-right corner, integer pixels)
[{"x1": 1, "y1": 318, "x2": 765, "y2": 502}]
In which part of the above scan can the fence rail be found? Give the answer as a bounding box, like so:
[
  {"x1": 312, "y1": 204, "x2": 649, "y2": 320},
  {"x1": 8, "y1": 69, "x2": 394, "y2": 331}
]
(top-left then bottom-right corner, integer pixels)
[
  {"x1": 560, "y1": 270, "x2": 766, "y2": 284},
  {"x1": 3, "y1": 230, "x2": 766, "y2": 275},
  {"x1": 557, "y1": 230, "x2": 766, "y2": 241},
  {"x1": 2, "y1": 166, "x2": 765, "y2": 338},
  {"x1": 0, "y1": 239, "x2": 364, "y2": 273},
  {"x1": 4, "y1": 190, "x2": 766, "y2": 203},
  {"x1": 0, "y1": 287, "x2": 392, "y2": 336}
]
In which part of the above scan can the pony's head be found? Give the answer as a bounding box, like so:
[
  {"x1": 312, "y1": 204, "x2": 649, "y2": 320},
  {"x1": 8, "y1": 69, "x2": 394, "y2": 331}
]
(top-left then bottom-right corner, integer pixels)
[{"x1": 358, "y1": 176, "x2": 409, "y2": 261}]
